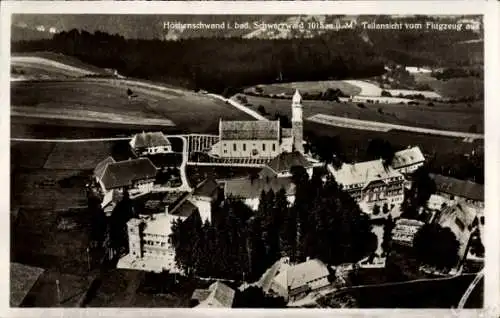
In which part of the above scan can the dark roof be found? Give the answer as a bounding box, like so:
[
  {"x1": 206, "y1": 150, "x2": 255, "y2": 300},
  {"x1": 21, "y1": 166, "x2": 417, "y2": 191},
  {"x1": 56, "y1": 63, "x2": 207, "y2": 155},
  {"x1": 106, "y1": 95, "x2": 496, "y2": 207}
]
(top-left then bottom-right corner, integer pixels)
[
  {"x1": 220, "y1": 120, "x2": 280, "y2": 140},
  {"x1": 224, "y1": 176, "x2": 295, "y2": 199},
  {"x1": 130, "y1": 132, "x2": 171, "y2": 148},
  {"x1": 147, "y1": 154, "x2": 182, "y2": 168},
  {"x1": 429, "y1": 173, "x2": 484, "y2": 202},
  {"x1": 193, "y1": 178, "x2": 219, "y2": 197},
  {"x1": 94, "y1": 156, "x2": 115, "y2": 179},
  {"x1": 192, "y1": 289, "x2": 211, "y2": 301},
  {"x1": 264, "y1": 151, "x2": 311, "y2": 175},
  {"x1": 100, "y1": 158, "x2": 158, "y2": 190},
  {"x1": 170, "y1": 200, "x2": 198, "y2": 218},
  {"x1": 10, "y1": 263, "x2": 45, "y2": 307}
]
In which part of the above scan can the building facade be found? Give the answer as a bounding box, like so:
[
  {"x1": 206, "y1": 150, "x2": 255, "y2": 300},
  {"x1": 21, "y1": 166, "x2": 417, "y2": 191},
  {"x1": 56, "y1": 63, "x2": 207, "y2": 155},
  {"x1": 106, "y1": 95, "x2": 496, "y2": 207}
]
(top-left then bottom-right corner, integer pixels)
[
  {"x1": 328, "y1": 160, "x2": 405, "y2": 216},
  {"x1": 209, "y1": 90, "x2": 304, "y2": 159}
]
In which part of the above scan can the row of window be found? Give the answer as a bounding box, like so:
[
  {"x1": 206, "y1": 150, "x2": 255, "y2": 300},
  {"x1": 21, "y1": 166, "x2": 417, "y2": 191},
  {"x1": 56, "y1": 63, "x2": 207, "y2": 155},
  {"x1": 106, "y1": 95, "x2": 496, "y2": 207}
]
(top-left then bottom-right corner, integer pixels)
[
  {"x1": 144, "y1": 240, "x2": 169, "y2": 247},
  {"x1": 223, "y1": 142, "x2": 276, "y2": 152}
]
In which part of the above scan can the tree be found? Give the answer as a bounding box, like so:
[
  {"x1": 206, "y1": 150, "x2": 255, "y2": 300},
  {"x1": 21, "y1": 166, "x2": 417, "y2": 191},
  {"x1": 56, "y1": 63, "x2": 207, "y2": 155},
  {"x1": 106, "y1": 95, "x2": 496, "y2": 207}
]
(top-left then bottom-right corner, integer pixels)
[
  {"x1": 381, "y1": 90, "x2": 392, "y2": 97},
  {"x1": 309, "y1": 135, "x2": 343, "y2": 164},
  {"x1": 381, "y1": 215, "x2": 395, "y2": 256},
  {"x1": 373, "y1": 204, "x2": 381, "y2": 216},
  {"x1": 413, "y1": 223, "x2": 460, "y2": 271},
  {"x1": 366, "y1": 138, "x2": 395, "y2": 166},
  {"x1": 257, "y1": 105, "x2": 267, "y2": 115},
  {"x1": 401, "y1": 165, "x2": 436, "y2": 219}
]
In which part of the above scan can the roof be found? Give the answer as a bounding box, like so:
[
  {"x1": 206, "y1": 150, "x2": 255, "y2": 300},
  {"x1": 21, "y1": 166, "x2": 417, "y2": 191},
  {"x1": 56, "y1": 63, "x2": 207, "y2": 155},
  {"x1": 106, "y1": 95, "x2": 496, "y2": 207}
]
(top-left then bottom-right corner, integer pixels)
[
  {"x1": 192, "y1": 289, "x2": 212, "y2": 301},
  {"x1": 220, "y1": 120, "x2": 280, "y2": 140},
  {"x1": 223, "y1": 176, "x2": 295, "y2": 199},
  {"x1": 100, "y1": 158, "x2": 157, "y2": 190},
  {"x1": 193, "y1": 178, "x2": 219, "y2": 198},
  {"x1": 142, "y1": 213, "x2": 176, "y2": 236},
  {"x1": 292, "y1": 89, "x2": 302, "y2": 104},
  {"x1": 429, "y1": 174, "x2": 484, "y2": 202},
  {"x1": 264, "y1": 151, "x2": 312, "y2": 175},
  {"x1": 10, "y1": 263, "x2": 45, "y2": 307},
  {"x1": 329, "y1": 160, "x2": 403, "y2": 188},
  {"x1": 170, "y1": 200, "x2": 197, "y2": 218},
  {"x1": 392, "y1": 146, "x2": 425, "y2": 169},
  {"x1": 287, "y1": 259, "x2": 330, "y2": 291},
  {"x1": 196, "y1": 281, "x2": 235, "y2": 308},
  {"x1": 94, "y1": 156, "x2": 115, "y2": 179},
  {"x1": 130, "y1": 132, "x2": 171, "y2": 149},
  {"x1": 437, "y1": 202, "x2": 478, "y2": 231}
]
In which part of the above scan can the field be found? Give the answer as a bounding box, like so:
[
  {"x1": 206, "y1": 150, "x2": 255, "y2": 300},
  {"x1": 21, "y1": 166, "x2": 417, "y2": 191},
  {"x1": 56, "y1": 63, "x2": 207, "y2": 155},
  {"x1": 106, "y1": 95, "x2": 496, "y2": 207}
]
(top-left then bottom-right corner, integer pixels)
[
  {"x1": 11, "y1": 79, "x2": 253, "y2": 135},
  {"x1": 242, "y1": 94, "x2": 483, "y2": 133},
  {"x1": 413, "y1": 74, "x2": 483, "y2": 99},
  {"x1": 10, "y1": 140, "x2": 134, "y2": 278},
  {"x1": 12, "y1": 52, "x2": 109, "y2": 75},
  {"x1": 245, "y1": 80, "x2": 362, "y2": 96}
]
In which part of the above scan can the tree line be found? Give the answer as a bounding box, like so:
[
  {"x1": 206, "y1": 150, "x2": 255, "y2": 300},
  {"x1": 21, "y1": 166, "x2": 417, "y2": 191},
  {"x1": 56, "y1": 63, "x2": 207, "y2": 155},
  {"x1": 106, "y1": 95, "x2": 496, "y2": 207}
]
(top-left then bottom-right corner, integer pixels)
[{"x1": 169, "y1": 167, "x2": 377, "y2": 282}]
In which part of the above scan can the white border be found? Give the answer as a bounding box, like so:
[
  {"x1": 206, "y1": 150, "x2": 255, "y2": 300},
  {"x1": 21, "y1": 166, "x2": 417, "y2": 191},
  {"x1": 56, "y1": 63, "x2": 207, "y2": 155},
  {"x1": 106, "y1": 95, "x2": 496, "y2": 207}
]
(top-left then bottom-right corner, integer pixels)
[{"x1": 1, "y1": 1, "x2": 498, "y2": 317}]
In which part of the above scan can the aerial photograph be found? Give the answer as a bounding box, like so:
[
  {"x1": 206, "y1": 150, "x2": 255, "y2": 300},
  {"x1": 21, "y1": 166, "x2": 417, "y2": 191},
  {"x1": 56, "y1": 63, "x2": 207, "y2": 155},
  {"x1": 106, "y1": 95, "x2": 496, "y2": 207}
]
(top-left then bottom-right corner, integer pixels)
[{"x1": 10, "y1": 14, "x2": 484, "y2": 308}]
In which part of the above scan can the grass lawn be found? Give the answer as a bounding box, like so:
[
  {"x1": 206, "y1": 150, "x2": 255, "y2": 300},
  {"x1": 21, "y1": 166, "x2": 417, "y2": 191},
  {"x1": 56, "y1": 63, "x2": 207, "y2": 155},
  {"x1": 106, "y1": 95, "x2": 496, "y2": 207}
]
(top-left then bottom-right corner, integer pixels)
[
  {"x1": 12, "y1": 80, "x2": 253, "y2": 134},
  {"x1": 245, "y1": 80, "x2": 362, "y2": 96},
  {"x1": 242, "y1": 94, "x2": 483, "y2": 133}
]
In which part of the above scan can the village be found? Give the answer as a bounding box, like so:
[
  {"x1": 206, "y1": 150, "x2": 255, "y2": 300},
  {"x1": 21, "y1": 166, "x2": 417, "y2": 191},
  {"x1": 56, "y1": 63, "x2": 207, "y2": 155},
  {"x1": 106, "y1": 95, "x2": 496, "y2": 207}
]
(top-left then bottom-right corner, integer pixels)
[{"x1": 15, "y1": 89, "x2": 481, "y2": 308}]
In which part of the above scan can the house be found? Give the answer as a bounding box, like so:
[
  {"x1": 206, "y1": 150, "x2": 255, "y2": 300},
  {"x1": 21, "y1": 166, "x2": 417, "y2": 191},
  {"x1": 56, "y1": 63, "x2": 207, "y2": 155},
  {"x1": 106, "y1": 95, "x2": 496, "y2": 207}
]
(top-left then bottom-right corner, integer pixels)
[
  {"x1": 391, "y1": 218, "x2": 425, "y2": 247},
  {"x1": 117, "y1": 198, "x2": 198, "y2": 273},
  {"x1": 328, "y1": 159, "x2": 405, "y2": 215},
  {"x1": 209, "y1": 90, "x2": 304, "y2": 159},
  {"x1": 10, "y1": 263, "x2": 45, "y2": 307},
  {"x1": 191, "y1": 281, "x2": 236, "y2": 308},
  {"x1": 94, "y1": 157, "x2": 158, "y2": 197},
  {"x1": 258, "y1": 151, "x2": 313, "y2": 179},
  {"x1": 130, "y1": 131, "x2": 172, "y2": 156},
  {"x1": 222, "y1": 176, "x2": 296, "y2": 211},
  {"x1": 187, "y1": 178, "x2": 221, "y2": 223},
  {"x1": 429, "y1": 174, "x2": 484, "y2": 208},
  {"x1": 269, "y1": 258, "x2": 331, "y2": 302},
  {"x1": 435, "y1": 202, "x2": 480, "y2": 263},
  {"x1": 391, "y1": 146, "x2": 425, "y2": 174}
]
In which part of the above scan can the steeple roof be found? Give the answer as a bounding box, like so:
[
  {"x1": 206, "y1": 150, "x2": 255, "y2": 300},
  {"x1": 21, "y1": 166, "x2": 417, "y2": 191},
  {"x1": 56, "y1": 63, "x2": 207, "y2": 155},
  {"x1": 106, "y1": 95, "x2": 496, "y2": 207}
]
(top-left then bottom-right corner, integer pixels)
[{"x1": 292, "y1": 89, "x2": 302, "y2": 104}]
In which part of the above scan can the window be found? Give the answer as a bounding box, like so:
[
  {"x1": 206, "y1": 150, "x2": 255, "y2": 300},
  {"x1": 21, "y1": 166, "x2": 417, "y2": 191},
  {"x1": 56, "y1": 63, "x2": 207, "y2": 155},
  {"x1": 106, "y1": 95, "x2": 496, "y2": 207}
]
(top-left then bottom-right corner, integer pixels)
[
  {"x1": 224, "y1": 150, "x2": 227, "y2": 154},
  {"x1": 263, "y1": 143, "x2": 266, "y2": 151},
  {"x1": 233, "y1": 143, "x2": 237, "y2": 151},
  {"x1": 243, "y1": 143, "x2": 246, "y2": 151},
  {"x1": 272, "y1": 143, "x2": 276, "y2": 151}
]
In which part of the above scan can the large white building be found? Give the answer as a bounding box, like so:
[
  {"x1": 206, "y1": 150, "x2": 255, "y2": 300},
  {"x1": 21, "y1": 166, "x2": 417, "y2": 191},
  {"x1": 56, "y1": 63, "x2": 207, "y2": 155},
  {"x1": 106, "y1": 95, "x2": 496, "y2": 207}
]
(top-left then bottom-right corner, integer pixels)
[
  {"x1": 209, "y1": 90, "x2": 304, "y2": 159},
  {"x1": 117, "y1": 199, "x2": 198, "y2": 274},
  {"x1": 328, "y1": 159, "x2": 406, "y2": 216}
]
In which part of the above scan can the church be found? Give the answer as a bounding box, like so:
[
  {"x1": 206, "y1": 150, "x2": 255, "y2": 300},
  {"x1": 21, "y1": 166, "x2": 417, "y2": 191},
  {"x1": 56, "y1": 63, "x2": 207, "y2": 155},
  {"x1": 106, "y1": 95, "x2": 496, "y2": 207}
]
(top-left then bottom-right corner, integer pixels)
[{"x1": 209, "y1": 90, "x2": 304, "y2": 159}]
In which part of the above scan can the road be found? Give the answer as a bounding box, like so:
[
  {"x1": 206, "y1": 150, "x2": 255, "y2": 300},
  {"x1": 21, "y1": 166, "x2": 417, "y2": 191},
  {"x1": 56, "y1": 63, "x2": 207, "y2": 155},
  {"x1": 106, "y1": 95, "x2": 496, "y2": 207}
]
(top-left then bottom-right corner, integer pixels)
[
  {"x1": 308, "y1": 113, "x2": 484, "y2": 140},
  {"x1": 207, "y1": 93, "x2": 268, "y2": 121}
]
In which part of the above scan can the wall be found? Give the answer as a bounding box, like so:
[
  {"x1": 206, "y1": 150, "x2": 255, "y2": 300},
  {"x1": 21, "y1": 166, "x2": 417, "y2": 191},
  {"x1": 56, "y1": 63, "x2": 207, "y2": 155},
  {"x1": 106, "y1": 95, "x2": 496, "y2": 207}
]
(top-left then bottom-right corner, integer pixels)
[
  {"x1": 218, "y1": 140, "x2": 280, "y2": 158},
  {"x1": 190, "y1": 197, "x2": 212, "y2": 223}
]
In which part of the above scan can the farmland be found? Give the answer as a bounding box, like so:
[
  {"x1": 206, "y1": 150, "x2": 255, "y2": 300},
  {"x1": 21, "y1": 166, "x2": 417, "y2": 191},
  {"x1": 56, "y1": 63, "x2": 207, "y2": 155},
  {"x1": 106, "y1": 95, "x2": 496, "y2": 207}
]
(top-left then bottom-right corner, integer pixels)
[
  {"x1": 241, "y1": 94, "x2": 483, "y2": 134},
  {"x1": 245, "y1": 80, "x2": 362, "y2": 96},
  {"x1": 11, "y1": 79, "x2": 253, "y2": 136},
  {"x1": 12, "y1": 52, "x2": 110, "y2": 75},
  {"x1": 413, "y1": 74, "x2": 483, "y2": 99}
]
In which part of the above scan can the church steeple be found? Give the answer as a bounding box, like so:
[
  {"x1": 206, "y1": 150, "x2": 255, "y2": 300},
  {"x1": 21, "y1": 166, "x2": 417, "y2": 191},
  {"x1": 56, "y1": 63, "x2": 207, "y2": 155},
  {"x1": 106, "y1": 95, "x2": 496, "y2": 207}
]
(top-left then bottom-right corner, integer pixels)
[{"x1": 291, "y1": 89, "x2": 304, "y2": 154}]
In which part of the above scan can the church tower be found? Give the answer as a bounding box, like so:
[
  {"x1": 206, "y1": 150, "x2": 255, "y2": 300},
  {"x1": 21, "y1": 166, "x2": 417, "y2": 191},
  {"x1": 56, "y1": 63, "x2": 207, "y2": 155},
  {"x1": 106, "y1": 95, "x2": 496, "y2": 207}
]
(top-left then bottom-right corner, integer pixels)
[{"x1": 292, "y1": 89, "x2": 304, "y2": 154}]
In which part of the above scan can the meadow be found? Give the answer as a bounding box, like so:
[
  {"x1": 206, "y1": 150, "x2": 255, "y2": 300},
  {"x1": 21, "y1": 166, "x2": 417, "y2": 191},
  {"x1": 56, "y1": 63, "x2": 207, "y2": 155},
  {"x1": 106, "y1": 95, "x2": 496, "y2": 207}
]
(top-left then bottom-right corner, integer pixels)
[
  {"x1": 11, "y1": 80, "x2": 253, "y2": 134},
  {"x1": 244, "y1": 80, "x2": 362, "y2": 96},
  {"x1": 242, "y1": 94, "x2": 483, "y2": 134}
]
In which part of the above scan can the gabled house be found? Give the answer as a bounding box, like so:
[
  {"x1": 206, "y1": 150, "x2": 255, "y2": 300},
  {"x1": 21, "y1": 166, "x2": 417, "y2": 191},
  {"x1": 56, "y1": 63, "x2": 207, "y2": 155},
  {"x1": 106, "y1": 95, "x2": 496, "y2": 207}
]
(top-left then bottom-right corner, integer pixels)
[
  {"x1": 258, "y1": 151, "x2": 313, "y2": 179},
  {"x1": 435, "y1": 202, "x2": 480, "y2": 263},
  {"x1": 391, "y1": 146, "x2": 425, "y2": 174},
  {"x1": 222, "y1": 176, "x2": 296, "y2": 211},
  {"x1": 188, "y1": 178, "x2": 220, "y2": 223},
  {"x1": 130, "y1": 131, "x2": 172, "y2": 156},
  {"x1": 269, "y1": 258, "x2": 331, "y2": 303},
  {"x1": 429, "y1": 174, "x2": 484, "y2": 208},
  {"x1": 391, "y1": 218, "x2": 425, "y2": 247},
  {"x1": 94, "y1": 157, "x2": 158, "y2": 201},
  {"x1": 192, "y1": 281, "x2": 236, "y2": 308}
]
